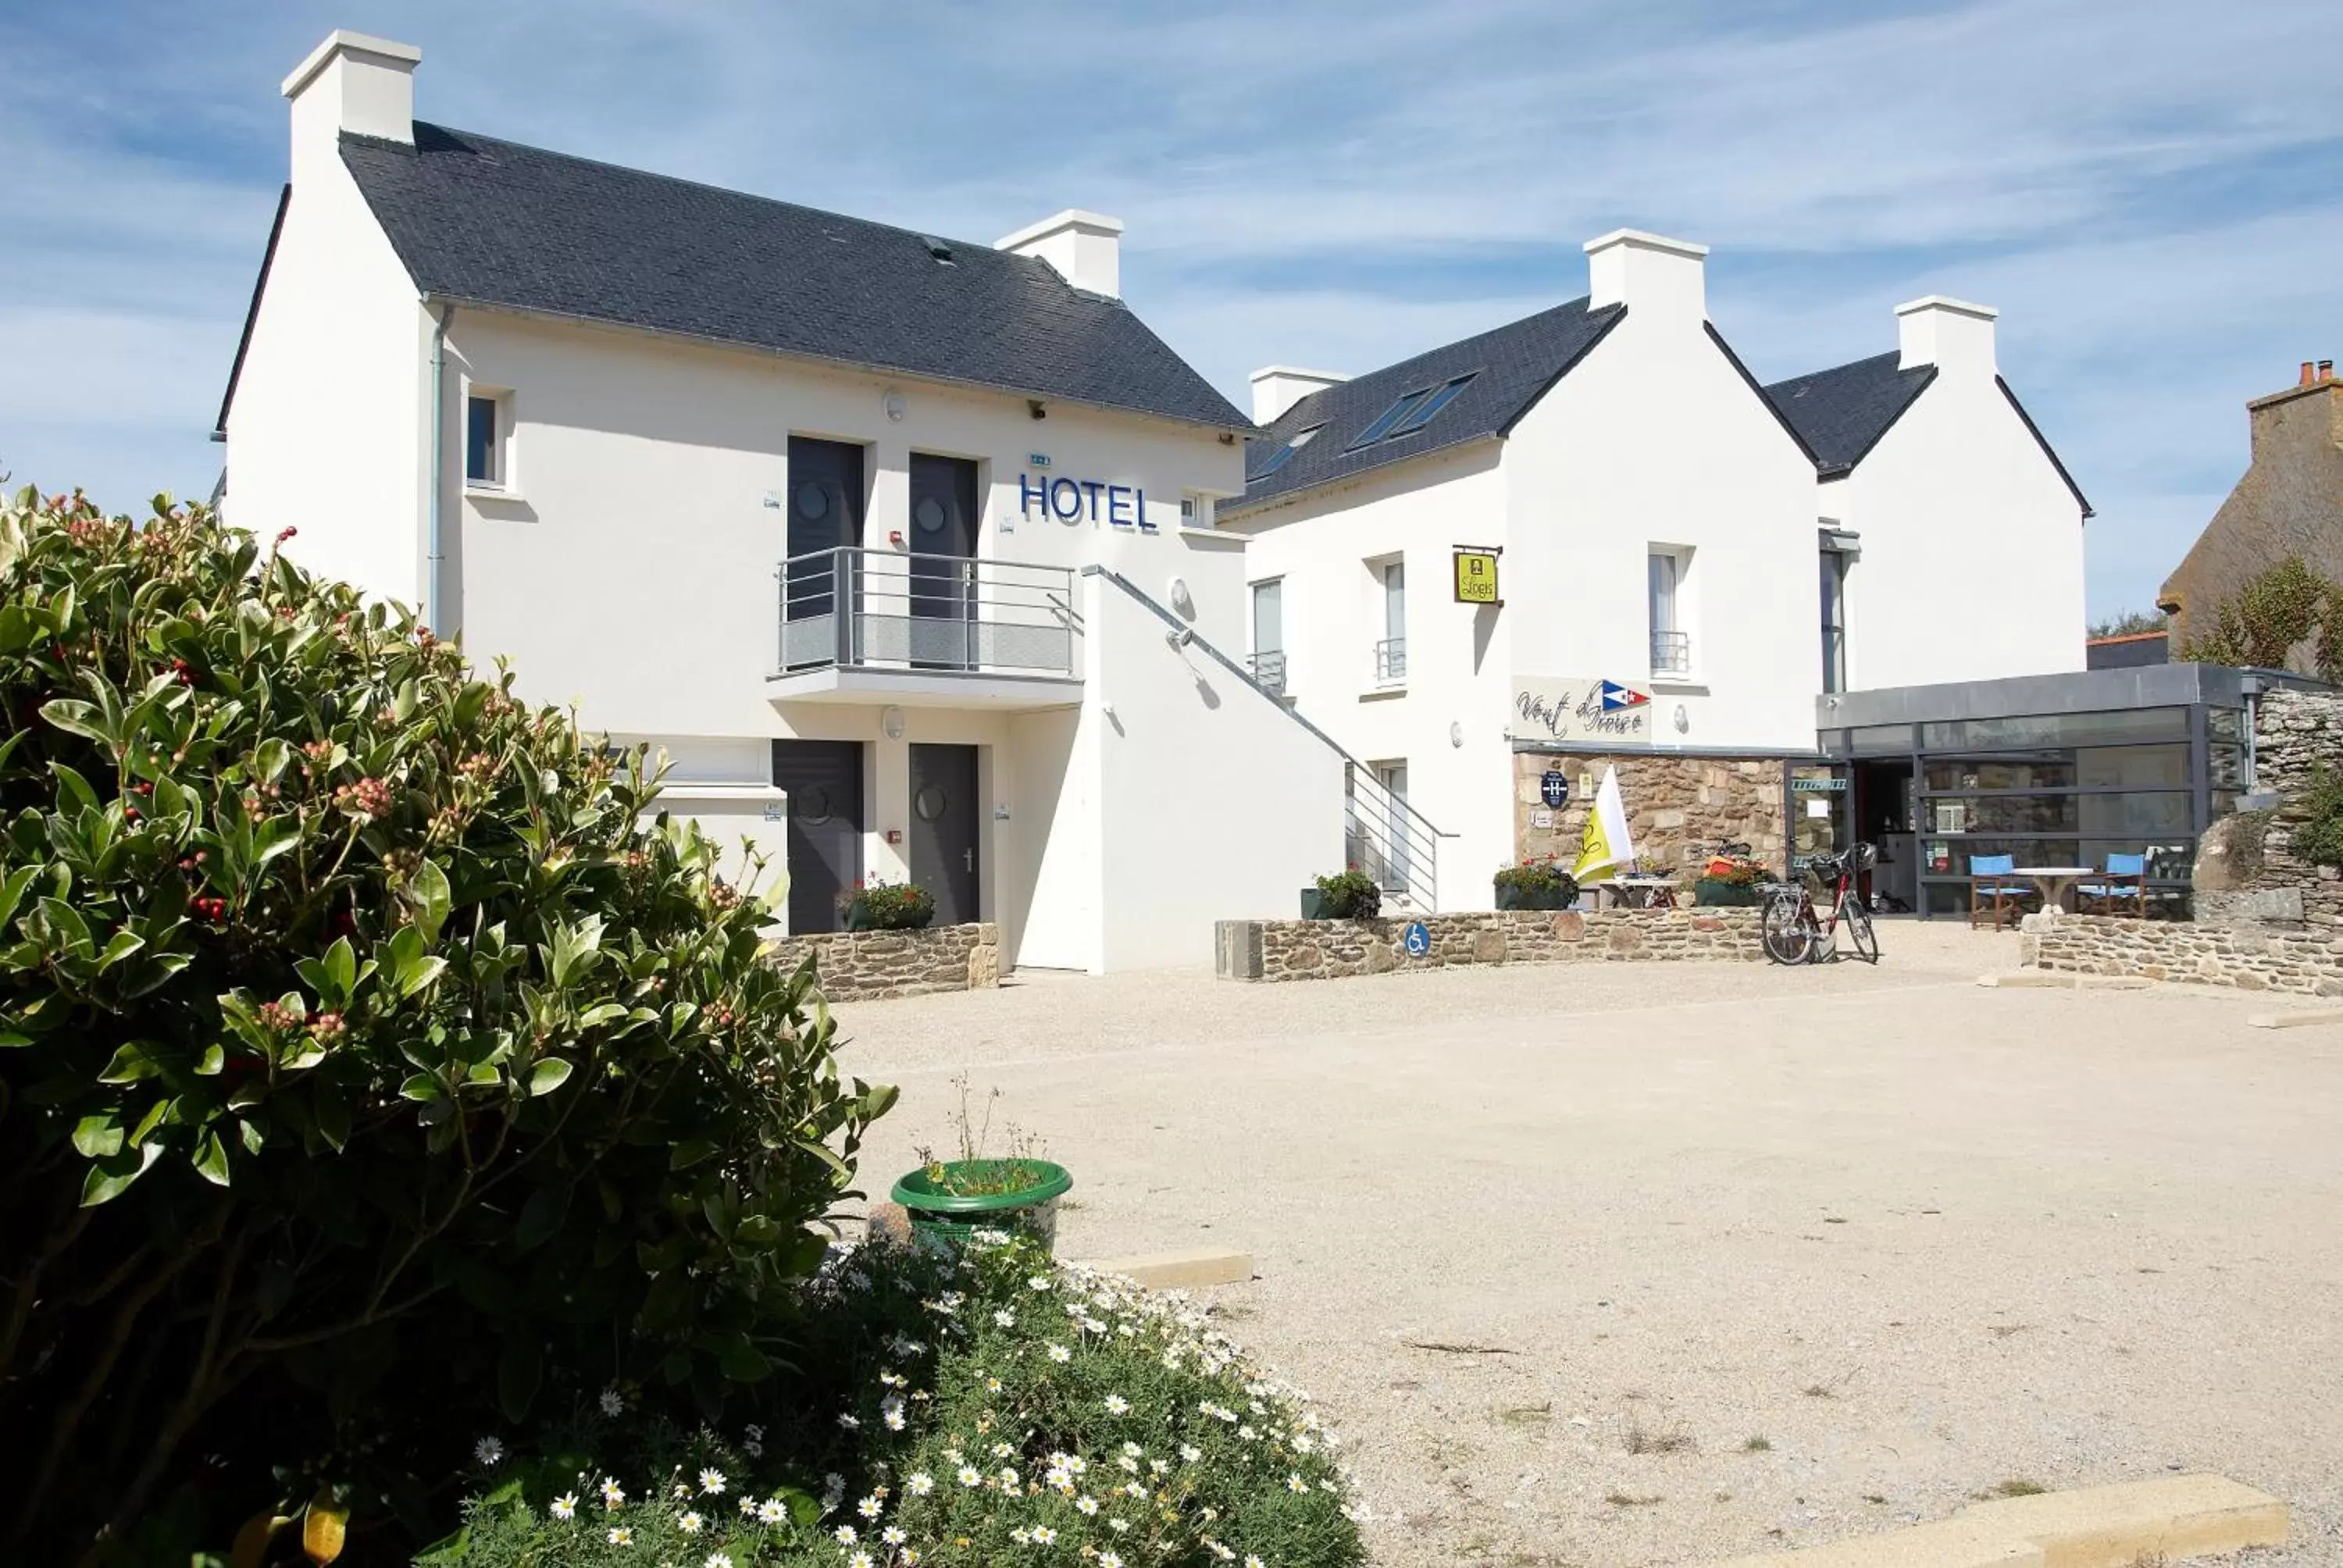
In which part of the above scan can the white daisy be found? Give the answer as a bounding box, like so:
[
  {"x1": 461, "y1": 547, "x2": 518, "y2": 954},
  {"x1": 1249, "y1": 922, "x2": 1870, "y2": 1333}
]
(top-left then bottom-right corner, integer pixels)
[
  {"x1": 1028, "y1": 1274, "x2": 1054, "y2": 1292},
  {"x1": 957, "y1": 1466, "x2": 983, "y2": 1488},
  {"x1": 606, "y1": 1526, "x2": 633, "y2": 1546},
  {"x1": 601, "y1": 1478, "x2": 626, "y2": 1509},
  {"x1": 1100, "y1": 1550, "x2": 1125, "y2": 1566},
  {"x1": 699, "y1": 1468, "x2": 726, "y2": 1495},
  {"x1": 677, "y1": 1510, "x2": 702, "y2": 1534},
  {"x1": 1286, "y1": 1473, "x2": 1310, "y2": 1494},
  {"x1": 1075, "y1": 1496, "x2": 1100, "y2": 1516},
  {"x1": 1046, "y1": 1344, "x2": 1072, "y2": 1363},
  {"x1": 599, "y1": 1388, "x2": 625, "y2": 1417},
  {"x1": 758, "y1": 1498, "x2": 787, "y2": 1524},
  {"x1": 705, "y1": 1555, "x2": 733, "y2": 1568},
  {"x1": 550, "y1": 1493, "x2": 577, "y2": 1521},
  {"x1": 1032, "y1": 1526, "x2": 1057, "y2": 1544},
  {"x1": 1246, "y1": 1557, "x2": 1266, "y2": 1568},
  {"x1": 858, "y1": 1494, "x2": 884, "y2": 1520},
  {"x1": 848, "y1": 1554, "x2": 873, "y2": 1568},
  {"x1": 837, "y1": 1413, "x2": 861, "y2": 1431},
  {"x1": 883, "y1": 1526, "x2": 908, "y2": 1546},
  {"x1": 994, "y1": 1309, "x2": 1016, "y2": 1327},
  {"x1": 1103, "y1": 1395, "x2": 1130, "y2": 1415},
  {"x1": 834, "y1": 1524, "x2": 858, "y2": 1545},
  {"x1": 904, "y1": 1472, "x2": 935, "y2": 1497},
  {"x1": 473, "y1": 1436, "x2": 504, "y2": 1467},
  {"x1": 1108, "y1": 1516, "x2": 1130, "y2": 1533}
]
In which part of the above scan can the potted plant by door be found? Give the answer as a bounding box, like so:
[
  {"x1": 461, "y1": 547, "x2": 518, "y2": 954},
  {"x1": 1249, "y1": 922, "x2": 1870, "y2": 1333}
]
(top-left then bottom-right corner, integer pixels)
[
  {"x1": 1494, "y1": 856, "x2": 1577, "y2": 910},
  {"x1": 891, "y1": 1078, "x2": 1072, "y2": 1252},
  {"x1": 1302, "y1": 866, "x2": 1382, "y2": 920},
  {"x1": 840, "y1": 878, "x2": 937, "y2": 931}
]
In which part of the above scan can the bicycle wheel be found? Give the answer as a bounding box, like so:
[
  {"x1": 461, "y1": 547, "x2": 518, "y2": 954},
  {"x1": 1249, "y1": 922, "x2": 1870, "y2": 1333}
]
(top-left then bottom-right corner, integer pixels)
[
  {"x1": 1761, "y1": 897, "x2": 1817, "y2": 965},
  {"x1": 1842, "y1": 896, "x2": 1880, "y2": 964}
]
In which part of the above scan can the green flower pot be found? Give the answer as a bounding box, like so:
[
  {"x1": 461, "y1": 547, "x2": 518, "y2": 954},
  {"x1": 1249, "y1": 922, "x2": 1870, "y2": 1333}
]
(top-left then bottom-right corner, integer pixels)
[
  {"x1": 891, "y1": 1159, "x2": 1073, "y2": 1253},
  {"x1": 1692, "y1": 878, "x2": 1761, "y2": 907},
  {"x1": 1299, "y1": 887, "x2": 1332, "y2": 920},
  {"x1": 1495, "y1": 882, "x2": 1573, "y2": 911}
]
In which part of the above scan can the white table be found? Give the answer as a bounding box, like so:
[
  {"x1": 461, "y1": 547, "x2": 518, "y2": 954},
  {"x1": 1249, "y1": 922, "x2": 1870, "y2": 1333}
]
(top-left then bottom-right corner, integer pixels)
[
  {"x1": 1607, "y1": 876, "x2": 1681, "y2": 910},
  {"x1": 2012, "y1": 865, "x2": 2095, "y2": 913}
]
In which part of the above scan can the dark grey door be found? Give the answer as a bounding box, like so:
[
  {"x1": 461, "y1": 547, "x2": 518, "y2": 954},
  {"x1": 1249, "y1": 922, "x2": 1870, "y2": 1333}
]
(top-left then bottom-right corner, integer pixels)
[
  {"x1": 784, "y1": 437, "x2": 865, "y2": 664},
  {"x1": 771, "y1": 740, "x2": 863, "y2": 933},
  {"x1": 908, "y1": 743, "x2": 979, "y2": 925},
  {"x1": 908, "y1": 454, "x2": 979, "y2": 667}
]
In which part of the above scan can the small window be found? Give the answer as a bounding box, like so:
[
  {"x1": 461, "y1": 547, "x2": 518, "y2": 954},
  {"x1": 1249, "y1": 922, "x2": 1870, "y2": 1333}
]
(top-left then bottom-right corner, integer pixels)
[
  {"x1": 1346, "y1": 390, "x2": 1432, "y2": 451},
  {"x1": 1250, "y1": 425, "x2": 1323, "y2": 480},
  {"x1": 1649, "y1": 548, "x2": 1689, "y2": 676},
  {"x1": 465, "y1": 391, "x2": 506, "y2": 488},
  {"x1": 1820, "y1": 544, "x2": 1851, "y2": 694},
  {"x1": 1346, "y1": 372, "x2": 1478, "y2": 451},
  {"x1": 1385, "y1": 375, "x2": 1475, "y2": 437}
]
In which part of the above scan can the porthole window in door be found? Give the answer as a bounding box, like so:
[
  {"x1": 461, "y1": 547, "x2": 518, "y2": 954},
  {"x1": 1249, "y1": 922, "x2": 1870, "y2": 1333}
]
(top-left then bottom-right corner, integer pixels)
[
  {"x1": 914, "y1": 496, "x2": 948, "y2": 535},
  {"x1": 796, "y1": 784, "x2": 833, "y2": 825},
  {"x1": 914, "y1": 783, "x2": 948, "y2": 821},
  {"x1": 794, "y1": 483, "x2": 830, "y2": 521}
]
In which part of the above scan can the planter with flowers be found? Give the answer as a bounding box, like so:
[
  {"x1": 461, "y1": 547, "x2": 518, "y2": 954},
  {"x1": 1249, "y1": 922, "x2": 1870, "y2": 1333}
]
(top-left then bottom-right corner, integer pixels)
[
  {"x1": 840, "y1": 877, "x2": 936, "y2": 931},
  {"x1": 892, "y1": 1077, "x2": 1072, "y2": 1253},
  {"x1": 1302, "y1": 866, "x2": 1382, "y2": 920},
  {"x1": 1693, "y1": 858, "x2": 1770, "y2": 907},
  {"x1": 1493, "y1": 855, "x2": 1577, "y2": 911}
]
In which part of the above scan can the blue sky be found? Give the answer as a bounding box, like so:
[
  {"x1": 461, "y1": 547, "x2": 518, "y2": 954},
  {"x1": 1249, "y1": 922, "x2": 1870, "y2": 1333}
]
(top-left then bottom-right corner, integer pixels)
[{"x1": 5, "y1": 1, "x2": 2340, "y2": 624}]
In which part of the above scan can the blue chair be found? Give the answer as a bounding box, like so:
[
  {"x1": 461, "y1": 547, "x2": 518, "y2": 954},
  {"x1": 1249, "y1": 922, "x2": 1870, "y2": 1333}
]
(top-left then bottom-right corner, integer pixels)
[
  {"x1": 1967, "y1": 853, "x2": 2029, "y2": 930},
  {"x1": 2077, "y1": 852, "x2": 2147, "y2": 918}
]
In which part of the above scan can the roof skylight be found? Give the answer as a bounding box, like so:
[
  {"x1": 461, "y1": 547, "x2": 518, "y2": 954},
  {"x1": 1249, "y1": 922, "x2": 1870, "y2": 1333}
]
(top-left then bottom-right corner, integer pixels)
[
  {"x1": 1345, "y1": 372, "x2": 1478, "y2": 450},
  {"x1": 1251, "y1": 424, "x2": 1324, "y2": 479}
]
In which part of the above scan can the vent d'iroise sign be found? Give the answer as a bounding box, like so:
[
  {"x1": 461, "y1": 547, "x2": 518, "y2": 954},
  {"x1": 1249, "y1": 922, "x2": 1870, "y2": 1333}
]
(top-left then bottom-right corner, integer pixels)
[{"x1": 1508, "y1": 677, "x2": 1652, "y2": 744}]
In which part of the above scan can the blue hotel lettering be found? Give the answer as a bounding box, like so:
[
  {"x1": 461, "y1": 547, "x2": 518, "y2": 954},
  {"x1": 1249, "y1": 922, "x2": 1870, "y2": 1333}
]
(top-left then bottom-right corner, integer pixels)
[{"x1": 1019, "y1": 472, "x2": 1155, "y2": 533}]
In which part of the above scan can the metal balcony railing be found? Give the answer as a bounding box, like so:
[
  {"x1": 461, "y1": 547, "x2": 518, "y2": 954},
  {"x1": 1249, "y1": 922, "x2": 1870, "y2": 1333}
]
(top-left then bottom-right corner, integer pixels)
[
  {"x1": 1249, "y1": 649, "x2": 1288, "y2": 693},
  {"x1": 1650, "y1": 629, "x2": 1690, "y2": 676},
  {"x1": 1344, "y1": 763, "x2": 1440, "y2": 908},
  {"x1": 776, "y1": 548, "x2": 1079, "y2": 678},
  {"x1": 1372, "y1": 636, "x2": 1407, "y2": 686}
]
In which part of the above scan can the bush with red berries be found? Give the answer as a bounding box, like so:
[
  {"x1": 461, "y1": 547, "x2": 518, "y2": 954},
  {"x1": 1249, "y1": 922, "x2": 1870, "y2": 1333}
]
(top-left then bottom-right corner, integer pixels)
[{"x1": 0, "y1": 489, "x2": 893, "y2": 1562}]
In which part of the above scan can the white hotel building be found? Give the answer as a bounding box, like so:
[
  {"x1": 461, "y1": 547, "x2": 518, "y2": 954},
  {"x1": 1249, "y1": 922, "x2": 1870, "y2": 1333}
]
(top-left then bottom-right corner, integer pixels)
[{"x1": 218, "y1": 32, "x2": 2096, "y2": 960}]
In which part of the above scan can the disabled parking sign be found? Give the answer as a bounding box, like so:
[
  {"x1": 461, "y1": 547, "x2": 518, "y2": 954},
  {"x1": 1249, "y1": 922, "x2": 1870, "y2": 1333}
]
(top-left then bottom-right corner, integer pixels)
[{"x1": 1403, "y1": 920, "x2": 1432, "y2": 957}]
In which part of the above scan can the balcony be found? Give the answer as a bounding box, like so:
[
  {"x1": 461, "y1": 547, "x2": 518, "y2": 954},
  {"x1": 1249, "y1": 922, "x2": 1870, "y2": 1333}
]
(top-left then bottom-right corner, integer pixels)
[
  {"x1": 769, "y1": 547, "x2": 1082, "y2": 709},
  {"x1": 1372, "y1": 636, "x2": 1407, "y2": 688},
  {"x1": 1650, "y1": 629, "x2": 1691, "y2": 678},
  {"x1": 1249, "y1": 649, "x2": 1288, "y2": 695}
]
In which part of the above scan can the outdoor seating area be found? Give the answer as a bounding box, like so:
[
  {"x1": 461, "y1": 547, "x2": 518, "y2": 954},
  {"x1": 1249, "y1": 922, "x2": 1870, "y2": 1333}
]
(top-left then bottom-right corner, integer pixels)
[{"x1": 1970, "y1": 850, "x2": 2160, "y2": 926}]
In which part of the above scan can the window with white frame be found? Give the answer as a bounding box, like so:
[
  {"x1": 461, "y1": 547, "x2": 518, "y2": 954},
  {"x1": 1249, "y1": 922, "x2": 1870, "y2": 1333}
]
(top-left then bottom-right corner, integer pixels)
[
  {"x1": 465, "y1": 389, "x2": 512, "y2": 490},
  {"x1": 1374, "y1": 558, "x2": 1407, "y2": 686},
  {"x1": 1249, "y1": 578, "x2": 1286, "y2": 693},
  {"x1": 1820, "y1": 526, "x2": 1859, "y2": 694},
  {"x1": 1648, "y1": 547, "x2": 1690, "y2": 676}
]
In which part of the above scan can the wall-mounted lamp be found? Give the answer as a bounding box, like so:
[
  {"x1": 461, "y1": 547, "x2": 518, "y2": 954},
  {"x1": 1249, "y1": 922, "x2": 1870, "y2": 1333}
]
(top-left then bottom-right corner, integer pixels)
[
  {"x1": 1028, "y1": 400, "x2": 1048, "y2": 421},
  {"x1": 883, "y1": 390, "x2": 907, "y2": 422},
  {"x1": 1672, "y1": 704, "x2": 1690, "y2": 734},
  {"x1": 1167, "y1": 576, "x2": 1195, "y2": 619},
  {"x1": 881, "y1": 706, "x2": 907, "y2": 740},
  {"x1": 1450, "y1": 721, "x2": 1464, "y2": 748}
]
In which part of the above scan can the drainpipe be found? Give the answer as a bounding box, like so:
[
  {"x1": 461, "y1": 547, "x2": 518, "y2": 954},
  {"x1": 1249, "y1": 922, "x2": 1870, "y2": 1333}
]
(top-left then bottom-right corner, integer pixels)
[{"x1": 425, "y1": 300, "x2": 453, "y2": 633}]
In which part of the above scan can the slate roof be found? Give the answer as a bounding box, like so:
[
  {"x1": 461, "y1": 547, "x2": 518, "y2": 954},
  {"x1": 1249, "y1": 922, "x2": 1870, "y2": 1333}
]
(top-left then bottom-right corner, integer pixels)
[
  {"x1": 1224, "y1": 298, "x2": 1626, "y2": 516},
  {"x1": 1760, "y1": 350, "x2": 1935, "y2": 474},
  {"x1": 326, "y1": 123, "x2": 1247, "y2": 430}
]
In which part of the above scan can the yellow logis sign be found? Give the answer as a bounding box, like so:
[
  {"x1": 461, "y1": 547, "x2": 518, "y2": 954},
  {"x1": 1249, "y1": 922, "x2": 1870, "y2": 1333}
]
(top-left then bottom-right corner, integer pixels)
[{"x1": 1453, "y1": 548, "x2": 1500, "y2": 604}]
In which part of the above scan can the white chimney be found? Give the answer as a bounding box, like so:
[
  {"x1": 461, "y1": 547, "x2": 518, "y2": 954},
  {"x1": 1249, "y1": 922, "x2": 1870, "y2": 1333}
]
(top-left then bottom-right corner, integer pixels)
[
  {"x1": 1584, "y1": 229, "x2": 1708, "y2": 319},
  {"x1": 1248, "y1": 365, "x2": 1350, "y2": 425},
  {"x1": 1895, "y1": 295, "x2": 1998, "y2": 376},
  {"x1": 995, "y1": 209, "x2": 1125, "y2": 298},
  {"x1": 284, "y1": 31, "x2": 419, "y2": 179}
]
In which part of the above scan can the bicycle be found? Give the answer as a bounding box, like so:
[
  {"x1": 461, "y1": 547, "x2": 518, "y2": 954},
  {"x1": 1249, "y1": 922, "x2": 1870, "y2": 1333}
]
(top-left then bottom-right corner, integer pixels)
[{"x1": 1759, "y1": 843, "x2": 1879, "y2": 965}]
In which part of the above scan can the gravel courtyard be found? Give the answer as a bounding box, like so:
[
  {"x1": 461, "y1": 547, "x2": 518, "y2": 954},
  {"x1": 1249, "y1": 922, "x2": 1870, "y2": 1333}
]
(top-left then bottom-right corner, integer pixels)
[{"x1": 832, "y1": 922, "x2": 2343, "y2": 1566}]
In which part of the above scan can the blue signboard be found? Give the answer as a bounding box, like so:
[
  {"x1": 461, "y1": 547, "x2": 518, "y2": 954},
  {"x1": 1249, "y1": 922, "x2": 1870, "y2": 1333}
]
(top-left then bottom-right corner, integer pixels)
[
  {"x1": 1403, "y1": 921, "x2": 1432, "y2": 957},
  {"x1": 1539, "y1": 769, "x2": 1569, "y2": 808}
]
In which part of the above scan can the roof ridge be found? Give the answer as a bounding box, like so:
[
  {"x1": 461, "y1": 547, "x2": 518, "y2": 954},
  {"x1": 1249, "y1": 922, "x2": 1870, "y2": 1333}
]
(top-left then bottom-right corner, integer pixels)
[
  {"x1": 1282, "y1": 296, "x2": 1609, "y2": 423},
  {"x1": 383, "y1": 121, "x2": 1072, "y2": 298}
]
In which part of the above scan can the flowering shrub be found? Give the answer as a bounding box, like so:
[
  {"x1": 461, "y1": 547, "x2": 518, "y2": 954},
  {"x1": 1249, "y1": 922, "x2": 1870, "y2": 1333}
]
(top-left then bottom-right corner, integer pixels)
[
  {"x1": 445, "y1": 1231, "x2": 1366, "y2": 1567},
  {"x1": 0, "y1": 491, "x2": 892, "y2": 1558},
  {"x1": 842, "y1": 879, "x2": 937, "y2": 931},
  {"x1": 1492, "y1": 855, "x2": 1574, "y2": 898}
]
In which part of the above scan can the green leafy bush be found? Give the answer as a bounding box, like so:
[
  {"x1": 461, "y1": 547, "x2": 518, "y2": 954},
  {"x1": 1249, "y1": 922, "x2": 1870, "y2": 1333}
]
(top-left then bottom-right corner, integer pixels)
[
  {"x1": 1311, "y1": 867, "x2": 1381, "y2": 919},
  {"x1": 2287, "y1": 763, "x2": 2343, "y2": 869},
  {"x1": 1492, "y1": 856, "x2": 1574, "y2": 898},
  {"x1": 448, "y1": 1231, "x2": 1365, "y2": 1567},
  {"x1": 0, "y1": 490, "x2": 892, "y2": 1558},
  {"x1": 841, "y1": 879, "x2": 936, "y2": 931}
]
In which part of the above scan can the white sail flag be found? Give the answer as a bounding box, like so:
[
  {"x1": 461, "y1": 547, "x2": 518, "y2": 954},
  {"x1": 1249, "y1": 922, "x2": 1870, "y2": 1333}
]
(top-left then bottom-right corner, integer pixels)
[{"x1": 1570, "y1": 764, "x2": 1636, "y2": 885}]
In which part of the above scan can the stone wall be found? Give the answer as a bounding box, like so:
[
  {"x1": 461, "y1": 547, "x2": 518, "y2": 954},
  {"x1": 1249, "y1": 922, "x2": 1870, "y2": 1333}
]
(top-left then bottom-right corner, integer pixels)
[
  {"x1": 1513, "y1": 751, "x2": 1803, "y2": 875},
  {"x1": 2022, "y1": 910, "x2": 2343, "y2": 996},
  {"x1": 1216, "y1": 907, "x2": 1764, "y2": 982},
  {"x1": 770, "y1": 921, "x2": 1001, "y2": 1001},
  {"x1": 2195, "y1": 688, "x2": 2343, "y2": 931}
]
